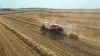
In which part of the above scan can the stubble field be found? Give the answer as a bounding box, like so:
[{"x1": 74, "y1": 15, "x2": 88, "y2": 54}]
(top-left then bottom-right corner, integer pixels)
[{"x1": 0, "y1": 9, "x2": 100, "y2": 56}]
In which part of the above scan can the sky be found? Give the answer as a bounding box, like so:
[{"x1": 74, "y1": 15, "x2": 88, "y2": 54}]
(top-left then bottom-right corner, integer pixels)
[{"x1": 0, "y1": 0, "x2": 100, "y2": 9}]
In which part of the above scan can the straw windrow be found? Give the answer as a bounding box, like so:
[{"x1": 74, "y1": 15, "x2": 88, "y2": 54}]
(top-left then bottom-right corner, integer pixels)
[{"x1": 0, "y1": 21, "x2": 57, "y2": 56}]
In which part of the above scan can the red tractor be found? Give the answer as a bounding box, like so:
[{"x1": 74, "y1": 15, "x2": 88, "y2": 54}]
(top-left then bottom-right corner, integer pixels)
[{"x1": 40, "y1": 22, "x2": 64, "y2": 33}]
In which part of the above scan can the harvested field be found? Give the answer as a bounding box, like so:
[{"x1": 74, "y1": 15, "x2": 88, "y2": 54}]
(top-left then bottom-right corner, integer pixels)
[
  {"x1": 0, "y1": 20, "x2": 40, "y2": 56},
  {"x1": 0, "y1": 9, "x2": 100, "y2": 56}
]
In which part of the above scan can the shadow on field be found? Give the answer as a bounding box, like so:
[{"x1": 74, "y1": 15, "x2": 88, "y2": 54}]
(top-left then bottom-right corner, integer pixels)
[{"x1": 40, "y1": 29, "x2": 65, "y2": 40}]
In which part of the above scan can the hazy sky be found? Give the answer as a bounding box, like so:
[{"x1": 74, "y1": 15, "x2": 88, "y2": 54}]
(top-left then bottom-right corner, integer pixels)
[{"x1": 0, "y1": 0, "x2": 100, "y2": 9}]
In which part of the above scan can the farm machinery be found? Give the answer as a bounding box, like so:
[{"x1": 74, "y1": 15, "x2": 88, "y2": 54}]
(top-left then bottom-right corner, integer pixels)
[
  {"x1": 40, "y1": 22, "x2": 64, "y2": 33},
  {"x1": 40, "y1": 22, "x2": 79, "y2": 40}
]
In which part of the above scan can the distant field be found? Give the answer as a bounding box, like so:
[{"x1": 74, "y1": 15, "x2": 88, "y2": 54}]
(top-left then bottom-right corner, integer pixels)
[
  {"x1": 0, "y1": 9, "x2": 100, "y2": 56},
  {"x1": 50, "y1": 9, "x2": 100, "y2": 13},
  {"x1": 0, "y1": 10, "x2": 28, "y2": 15}
]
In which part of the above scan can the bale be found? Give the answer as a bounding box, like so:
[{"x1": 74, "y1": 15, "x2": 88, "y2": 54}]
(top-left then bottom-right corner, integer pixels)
[{"x1": 69, "y1": 33, "x2": 79, "y2": 40}]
